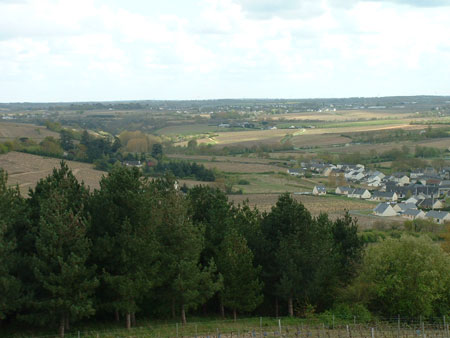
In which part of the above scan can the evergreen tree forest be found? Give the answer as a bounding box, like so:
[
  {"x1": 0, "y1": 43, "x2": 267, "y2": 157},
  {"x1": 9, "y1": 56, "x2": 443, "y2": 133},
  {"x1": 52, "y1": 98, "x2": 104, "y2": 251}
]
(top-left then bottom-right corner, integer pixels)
[{"x1": 2, "y1": 163, "x2": 450, "y2": 337}]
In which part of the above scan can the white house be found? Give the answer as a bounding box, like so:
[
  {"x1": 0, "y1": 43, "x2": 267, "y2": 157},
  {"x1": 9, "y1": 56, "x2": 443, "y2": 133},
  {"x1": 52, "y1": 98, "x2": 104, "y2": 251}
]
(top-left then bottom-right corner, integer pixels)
[
  {"x1": 390, "y1": 173, "x2": 410, "y2": 186},
  {"x1": 403, "y1": 209, "x2": 426, "y2": 220},
  {"x1": 287, "y1": 169, "x2": 302, "y2": 176},
  {"x1": 418, "y1": 198, "x2": 444, "y2": 210},
  {"x1": 335, "y1": 186, "x2": 352, "y2": 195},
  {"x1": 350, "y1": 172, "x2": 365, "y2": 181},
  {"x1": 405, "y1": 196, "x2": 422, "y2": 205},
  {"x1": 425, "y1": 210, "x2": 450, "y2": 224},
  {"x1": 373, "y1": 203, "x2": 397, "y2": 217},
  {"x1": 392, "y1": 203, "x2": 417, "y2": 213},
  {"x1": 367, "y1": 172, "x2": 385, "y2": 184},
  {"x1": 368, "y1": 180, "x2": 382, "y2": 188},
  {"x1": 371, "y1": 191, "x2": 398, "y2": 202},
  {"x1": 313, "y1": 185, "x2": 327, "y2": 195},
  {"x1": 348, "y1": 188, "x2": 371, "y2": 199}
]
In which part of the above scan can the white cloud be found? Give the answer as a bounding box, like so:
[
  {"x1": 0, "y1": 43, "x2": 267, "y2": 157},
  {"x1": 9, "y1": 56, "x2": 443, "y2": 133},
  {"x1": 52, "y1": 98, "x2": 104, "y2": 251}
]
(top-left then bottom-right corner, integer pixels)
[{"x1": 0, "y1": 0, "x2": 449, "y2": 101}]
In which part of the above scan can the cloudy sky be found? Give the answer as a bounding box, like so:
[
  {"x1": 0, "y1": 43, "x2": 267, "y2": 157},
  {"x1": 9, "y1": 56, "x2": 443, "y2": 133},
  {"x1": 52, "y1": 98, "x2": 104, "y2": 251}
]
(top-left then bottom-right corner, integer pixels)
[{"x1": 1, "y1": 0, "x2": 450, "y2": 102}]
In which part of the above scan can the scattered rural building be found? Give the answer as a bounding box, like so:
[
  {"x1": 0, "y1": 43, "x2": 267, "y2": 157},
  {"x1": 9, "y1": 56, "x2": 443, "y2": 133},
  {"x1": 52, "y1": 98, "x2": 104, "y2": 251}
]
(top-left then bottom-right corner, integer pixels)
[
  {"x1": 123, "y1": 160, "x2": 143, "y2": 168},
  {"x1": 287, "y1": 169, "x2": 303, "y2": 176},
  {"x1": 373, "y1": 203, "x2": 397, "y2": 217},
  {"x1": 418, "y1": 198, "x2": 444, "y2": 210},
  {"x1": 404, "y1": 196, "x2": 422, "y2": 205},
  {"x1": 335, "y1": 186, "x2": 352, "y2": 195},
  {"x1": 402, "y1": 209, "x2": 426, "y2": 220},
  {"x1": 390, "y1": 173, "x2": 410, "y2": 186},
  {"x1": 312, "y1": 185, "x2": 327, "y2": 195},
  {"x1": 425, "y1": 211, "x2": 450, "y2": 224},
  {"x1": 348, "y1": 188, "x2": 371, "y2": 199},
  {"x1": 371, "y1": 191, "x2": 398, "y2": 202},
  {"x1": 392, "y1": 203, "x2": 417, "y2": 213}
]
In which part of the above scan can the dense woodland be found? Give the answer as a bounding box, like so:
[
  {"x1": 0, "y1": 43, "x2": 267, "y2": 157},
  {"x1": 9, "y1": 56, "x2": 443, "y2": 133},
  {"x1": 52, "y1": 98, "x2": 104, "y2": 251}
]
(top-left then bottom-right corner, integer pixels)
[{"x1": 2, "y1": 164, "x2": 450, "y2": 337}]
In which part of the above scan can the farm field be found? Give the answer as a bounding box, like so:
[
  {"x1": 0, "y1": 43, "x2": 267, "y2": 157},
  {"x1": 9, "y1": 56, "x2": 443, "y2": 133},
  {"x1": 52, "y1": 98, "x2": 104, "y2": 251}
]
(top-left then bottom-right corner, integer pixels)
[
  {"x1": 155, "y1": 123, "x2": 219, "y2": 135},
  {"x1": 0, "y1": 151, "x2": 105, "y2": 195},
  {"x1": 202, "y1": 162, "x2": 284, "y2": 173},
  {"x1": 167, "y1": 154, "x2": 287, "y2": 165},
  {"x1": 0, "y1": 122, "x2": 59, "y2": 141},
  {"x1": 268, "y1": 109, "x2": 417, "y2": 122},
  {"x1": 231, "y1": 173, "x2": 316, "y2": 193},
  {"x1": 180, "y1": 123, "x2": 427, "y2": 148}
]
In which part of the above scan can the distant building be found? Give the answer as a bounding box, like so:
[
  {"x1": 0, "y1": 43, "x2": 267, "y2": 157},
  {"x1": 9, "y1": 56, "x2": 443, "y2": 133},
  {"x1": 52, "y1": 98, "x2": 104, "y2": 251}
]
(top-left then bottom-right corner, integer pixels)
[
  {"x1": 348, "y1": 188, "x2": 371, "y2": 199},
  {"x1": 123, "y1": 160, "x2": 143, "y2": 168},
  {"x1": 335, "y1": 186, "x2": 352, "y2": 195},
  {"x1": 402, "y1": 209, "x2": 426, "y2": 220},
  {"x1": 425, "y1": 210, "x2": 450, "y2": 224},
  {"x1": 371, "y1": 191, "x2": 398, "y2": 202},
  {"x1": 287, "y1": 169, "x2": 303, "y2": 176},
  {"x1": 393, "y1": 203, "x2": 417, "y2": 213},
  {"x1": 312, "y1": 185, "x2": 327, "y2": 196},
  {"x1": 373, "y1": 203, "x2": 397, "y2": 217},
  {"x1": 418, "y1": 198, "x2": 444, "y2": 210}
]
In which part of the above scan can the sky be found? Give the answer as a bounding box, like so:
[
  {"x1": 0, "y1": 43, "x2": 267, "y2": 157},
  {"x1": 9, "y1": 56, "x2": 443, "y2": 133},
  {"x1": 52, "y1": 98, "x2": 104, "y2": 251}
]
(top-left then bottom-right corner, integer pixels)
[{"x1": 1, "y1": 0, "x2": 450, "y2": 102}]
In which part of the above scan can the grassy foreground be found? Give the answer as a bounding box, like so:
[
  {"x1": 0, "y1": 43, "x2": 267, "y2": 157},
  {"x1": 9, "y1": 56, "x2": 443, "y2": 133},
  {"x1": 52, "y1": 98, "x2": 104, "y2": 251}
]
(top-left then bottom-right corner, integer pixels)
[{"x1": 4, "y1": 315, "x2": 450, "y2": 338}]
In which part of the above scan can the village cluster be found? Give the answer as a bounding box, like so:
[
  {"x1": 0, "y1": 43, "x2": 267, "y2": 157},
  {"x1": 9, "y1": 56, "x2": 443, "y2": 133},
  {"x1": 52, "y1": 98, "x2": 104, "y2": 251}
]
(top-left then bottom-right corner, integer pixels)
[{"x1": 288, "y1": 162, "x2": 450, "y2": 224}]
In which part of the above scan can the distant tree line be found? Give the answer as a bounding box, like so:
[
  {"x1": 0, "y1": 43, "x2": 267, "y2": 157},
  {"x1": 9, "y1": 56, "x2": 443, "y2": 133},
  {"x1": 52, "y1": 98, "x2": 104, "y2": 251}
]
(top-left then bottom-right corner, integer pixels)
[
  {"x1": 149, "y1": 160, "x2": 216, "y2": 181},
  {"x1": 347, "y1": 126, "x2": 450, "y2": 144},
  {"x1": 47, "y1": 102, "x2": 146, "y2": 111},
  {"x1": 318, "y1": 145, "x2": 447, "y2": 167},
  {"x1": 167, "y1": 141, "x2": 295, "y2": 157}
]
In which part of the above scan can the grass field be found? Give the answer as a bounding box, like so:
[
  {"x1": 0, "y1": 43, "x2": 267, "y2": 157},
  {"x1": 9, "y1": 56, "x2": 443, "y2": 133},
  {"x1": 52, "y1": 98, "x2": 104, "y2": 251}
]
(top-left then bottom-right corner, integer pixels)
[
  {"x1": 4, "y1": 314, "x2": 446, "y2": 338},
  {"x1": 0, "y1": 151, "x2": 105, "y2": 195},
  {"x1": 0, "y1": 122, "x2": 59, "y2": 141},
  {"x1": 318, "y1": 119, "x2": 408, "y2": 128},
  {"x1": 320, "y1": 137, "x2": 450, "y2": 154}
]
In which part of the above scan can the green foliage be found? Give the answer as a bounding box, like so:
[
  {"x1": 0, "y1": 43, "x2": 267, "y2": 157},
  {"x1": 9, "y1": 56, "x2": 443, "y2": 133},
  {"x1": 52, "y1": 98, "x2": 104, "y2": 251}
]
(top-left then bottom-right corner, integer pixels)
[
  {"x1": 59, "y1": 129, "x2": 74, "y2": 151},
  {"x1": 188, "y1": 186, "x2": 234, "y2": 264},
  {"x1": 415, "y1": 145, "x2": 443, "y2": 158},
  {"x1": 152, "y1": 160, "x2": 215, "y2": 181},
  {"x1": 348, "y1": 236, "x2": 450, "y2": 317},
  {"x1": 322, "y1": 303, "x2": 372, "y2": 322},
  {"x1": 331, "y1": 212, "x2": 364, "y2": 284},
  {"x1": 32, "y1": 191, "x2": 98, "y2": 327},
  {"x1": 260, "y1": 194, "x2": 337, "y2": 314},
  {"x1": 39, "y1": 136, "x2": 64, "y2": 156},
  {"x1": 218, "y1": 228, "x2": 263, "y2": 317},
  {"x1": 45, "y1": 120, "x2": 62, "y2": 132},
  {"x1": 151, "y1": 143, "x2": 163, "y2": 160},
  {"x1": 156, "y1": 186, "x2": 221, "y2": 323},
  {"x1": 0, "y1": 170, "x2": 22, "y2": 320},
  {"x1": 89, "y1": 165, "x2": 160, "y2": 325},
  {"x1": 21, "y1": 163, "x2": 97, "y2": 335}
]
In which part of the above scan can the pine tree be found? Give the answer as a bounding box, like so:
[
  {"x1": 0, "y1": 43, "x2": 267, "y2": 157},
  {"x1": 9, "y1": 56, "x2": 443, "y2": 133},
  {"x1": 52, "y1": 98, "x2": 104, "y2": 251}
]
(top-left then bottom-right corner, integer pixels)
[
  {"x1": 157, "y1": 186, "x2": 221, "y2": 324},
  {"x1": 0, "y1": 169, "x2": 22, "y2": 321},
  {"x1": 218, "y1": 228, "x2": 263, "y2": 321},
  {"x1": 32, "y1": 186, "x2": 97, "y2": 337},
  {"x1": 89, "y1": 165, "x2": 160, "y2": 328},
  {"x1": 261, "y1": 193, "x2": 339, "y2": 316}
]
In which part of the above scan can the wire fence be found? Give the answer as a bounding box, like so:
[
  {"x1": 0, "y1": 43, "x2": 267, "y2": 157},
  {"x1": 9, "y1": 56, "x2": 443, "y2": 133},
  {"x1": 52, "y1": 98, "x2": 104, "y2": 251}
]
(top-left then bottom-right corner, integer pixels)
[{"x1": 8, "y1": 315, "x2": 450, "y2": 338}]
